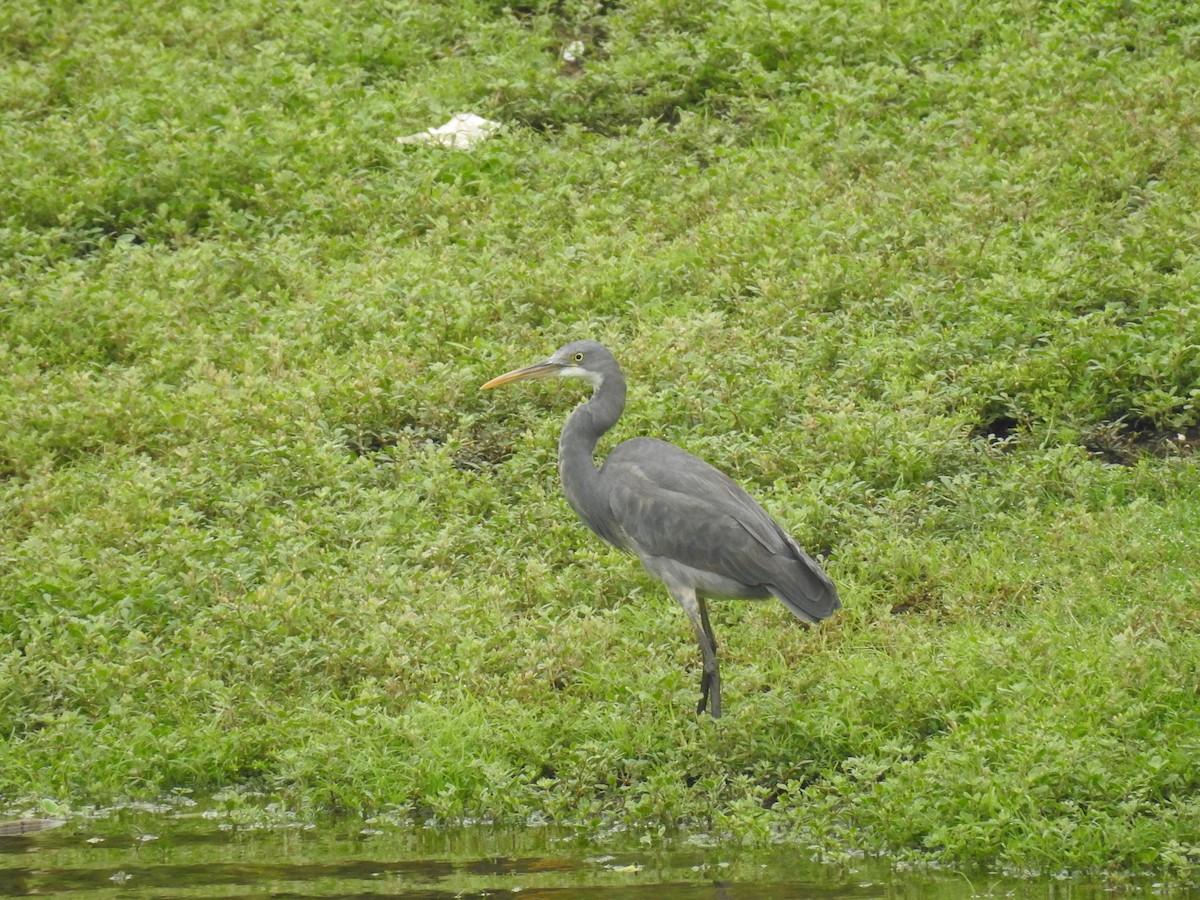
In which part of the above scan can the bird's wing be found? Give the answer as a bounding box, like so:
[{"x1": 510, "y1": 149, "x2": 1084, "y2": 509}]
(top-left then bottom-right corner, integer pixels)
[
  {"x1": 601, "y1": 438, "x2": 839, "y2": 621},
  {"x1": 602, "y1": 440, "x2": 790, "y2": 571}
]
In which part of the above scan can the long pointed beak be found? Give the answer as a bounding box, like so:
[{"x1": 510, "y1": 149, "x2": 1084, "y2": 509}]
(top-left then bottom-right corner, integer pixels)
[{"x1": 481, "y1": 359, "x2": 561, "y2": 390}]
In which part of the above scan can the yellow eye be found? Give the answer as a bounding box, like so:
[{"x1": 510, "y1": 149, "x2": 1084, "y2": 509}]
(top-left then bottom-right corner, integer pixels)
[{"x1": 572, "y1": 352, "x2": 584, "y2": 363}]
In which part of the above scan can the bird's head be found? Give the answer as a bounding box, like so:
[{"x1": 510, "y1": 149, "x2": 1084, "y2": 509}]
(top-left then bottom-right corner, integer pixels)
[{"x1": 482, "y1": 340, "x2": 616, "y2": 391}]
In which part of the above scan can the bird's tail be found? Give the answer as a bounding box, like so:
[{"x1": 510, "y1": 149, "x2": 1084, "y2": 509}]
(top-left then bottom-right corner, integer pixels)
[{"x1": 770, "y1": 534, "x2": 840, "y2": 624}]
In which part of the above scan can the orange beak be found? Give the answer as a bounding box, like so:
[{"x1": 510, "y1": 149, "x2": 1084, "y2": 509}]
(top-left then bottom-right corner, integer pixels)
[{"x1": 481, "y1": 360, "x2": 561, "y2": 390}]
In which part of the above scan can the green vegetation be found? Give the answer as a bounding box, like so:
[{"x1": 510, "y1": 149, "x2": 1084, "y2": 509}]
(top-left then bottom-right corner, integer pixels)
[{"x1": 2, "y1": 0, "x2": 1200, "y2": 881}]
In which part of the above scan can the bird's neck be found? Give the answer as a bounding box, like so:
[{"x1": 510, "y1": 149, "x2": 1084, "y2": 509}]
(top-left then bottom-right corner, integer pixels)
[{"x1": 558, "y1": 369, "x2": 625, "y2": 538}]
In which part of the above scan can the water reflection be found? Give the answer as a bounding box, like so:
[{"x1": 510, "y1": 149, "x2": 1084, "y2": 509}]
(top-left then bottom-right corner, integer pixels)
[{"x1": 0, "y1": 805, "x2": 1168, "y2": 898}]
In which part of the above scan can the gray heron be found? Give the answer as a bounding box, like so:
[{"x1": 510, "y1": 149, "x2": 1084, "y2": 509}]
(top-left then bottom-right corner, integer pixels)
[{"x1": 482, "y1": 340, "x2": 839, "y2": 717}]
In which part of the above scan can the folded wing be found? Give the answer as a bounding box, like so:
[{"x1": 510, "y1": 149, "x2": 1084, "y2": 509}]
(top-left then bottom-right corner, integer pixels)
[{"x1": 602, "y1": 438, "x2": 839, "y2": 622}]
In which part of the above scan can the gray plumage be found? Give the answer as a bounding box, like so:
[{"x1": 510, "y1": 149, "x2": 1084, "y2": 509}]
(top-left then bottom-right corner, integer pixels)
[{"x1": 483, "y1": 340, "x2": 839, "y2": 717}]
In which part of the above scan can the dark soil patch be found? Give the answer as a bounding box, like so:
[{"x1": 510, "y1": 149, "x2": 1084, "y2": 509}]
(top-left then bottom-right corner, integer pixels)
[{"x1": 1082, "y1": 419, "x2": 1200, "y2": 466}]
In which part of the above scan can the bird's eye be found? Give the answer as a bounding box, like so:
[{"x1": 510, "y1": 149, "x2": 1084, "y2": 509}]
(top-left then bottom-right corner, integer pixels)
[{"x1": 572, "y1": 352, "x2": 584, "y2": 363}]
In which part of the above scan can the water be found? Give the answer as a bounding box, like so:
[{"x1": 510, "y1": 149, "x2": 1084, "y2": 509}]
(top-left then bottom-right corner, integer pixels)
[{"x1": 0, "y1": 804, "x2": 1177, "y2": 898}]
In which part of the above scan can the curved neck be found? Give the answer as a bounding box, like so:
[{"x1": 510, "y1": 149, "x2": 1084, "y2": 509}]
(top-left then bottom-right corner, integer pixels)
[{"x1": 558, "y1": 367, "x2": 625, "y2": 539}]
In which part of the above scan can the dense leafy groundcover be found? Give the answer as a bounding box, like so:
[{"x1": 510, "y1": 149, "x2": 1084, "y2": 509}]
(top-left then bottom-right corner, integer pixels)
[{"x1": 2, "y1": 0, "x2": 1200, "y2": 880}]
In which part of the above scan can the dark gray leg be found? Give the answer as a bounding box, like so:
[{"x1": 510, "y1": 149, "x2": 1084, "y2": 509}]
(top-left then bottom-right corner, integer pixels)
[
  {"x1": 697, "y1": 597, "x2": 721, "y2": 718},
  {"x1": 670, "y1": 584, "x2": 721, "y2": 718}
]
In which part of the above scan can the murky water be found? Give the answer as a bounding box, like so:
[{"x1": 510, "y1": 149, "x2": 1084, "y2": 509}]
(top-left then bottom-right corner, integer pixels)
[{"x1": 0, "y1": 803, "x2": 1180, "y2": 898}]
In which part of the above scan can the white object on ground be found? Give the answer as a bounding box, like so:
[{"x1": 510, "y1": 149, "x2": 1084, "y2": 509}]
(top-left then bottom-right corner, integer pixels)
[
  {"x1": 397, "y1": 113, "x2": 502, "y2": 150},
  {"x1": 563, "y1": 40, "x2": 585, "y2": 63}
]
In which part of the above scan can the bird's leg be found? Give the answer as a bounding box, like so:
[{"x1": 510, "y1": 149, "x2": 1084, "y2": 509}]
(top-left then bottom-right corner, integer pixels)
[
  {"x1": 697, "y1": 598, "x2": 721, "y2": 718},
  {"x1": 671, "y1": 585, "x2": 721, "y2": 718}
]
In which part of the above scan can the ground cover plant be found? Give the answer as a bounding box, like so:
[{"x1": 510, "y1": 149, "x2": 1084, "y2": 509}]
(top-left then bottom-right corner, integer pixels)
[{"x1": 2, "y1": 0, "x2": 1200, "y2": 881}]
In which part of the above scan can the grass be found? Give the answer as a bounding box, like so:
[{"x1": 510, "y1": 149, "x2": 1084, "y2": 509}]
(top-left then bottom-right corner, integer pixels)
[{"x1": 2, "y1": 0, "x2": 1200, "y2": 881}]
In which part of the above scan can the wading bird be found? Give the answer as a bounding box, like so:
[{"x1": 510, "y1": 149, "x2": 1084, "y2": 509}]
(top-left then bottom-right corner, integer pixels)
[{"x1": 482, "y1": 340, "x2": 840, "y2": 718}]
